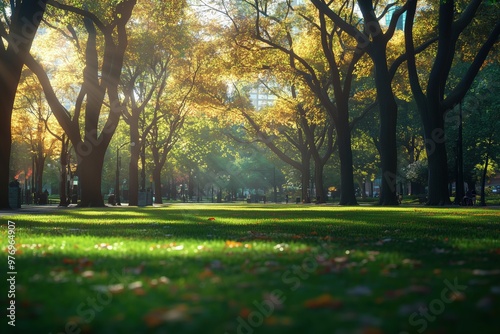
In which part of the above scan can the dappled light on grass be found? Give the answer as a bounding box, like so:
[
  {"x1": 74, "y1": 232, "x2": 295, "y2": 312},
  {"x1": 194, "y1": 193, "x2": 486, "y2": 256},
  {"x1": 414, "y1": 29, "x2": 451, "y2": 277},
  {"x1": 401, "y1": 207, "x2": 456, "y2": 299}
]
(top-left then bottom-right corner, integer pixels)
[{"x1": 1, "y1": 204, "x2": 499, "y2": 333}]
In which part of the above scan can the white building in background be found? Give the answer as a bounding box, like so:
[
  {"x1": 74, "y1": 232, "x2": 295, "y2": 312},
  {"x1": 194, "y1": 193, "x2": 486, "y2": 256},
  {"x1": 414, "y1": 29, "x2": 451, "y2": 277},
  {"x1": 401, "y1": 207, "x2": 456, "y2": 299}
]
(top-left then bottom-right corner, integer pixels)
[
  {"x1": 248, "y1": 82, "x2": 277, "y2": 111},
  {"x1": 385, "y1": 5, "x2": 406, "y2": 30},
  {"x1": 248, "y1": 0, "x2": 304, "y2": 111}
]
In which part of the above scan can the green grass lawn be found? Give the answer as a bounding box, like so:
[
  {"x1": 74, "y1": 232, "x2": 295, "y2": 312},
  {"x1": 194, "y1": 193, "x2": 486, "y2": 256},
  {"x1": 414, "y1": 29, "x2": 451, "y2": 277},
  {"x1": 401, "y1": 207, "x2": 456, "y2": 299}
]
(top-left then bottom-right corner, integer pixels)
[{"x1": 1, "y1": 204, "x2": 500, "y2": 334}]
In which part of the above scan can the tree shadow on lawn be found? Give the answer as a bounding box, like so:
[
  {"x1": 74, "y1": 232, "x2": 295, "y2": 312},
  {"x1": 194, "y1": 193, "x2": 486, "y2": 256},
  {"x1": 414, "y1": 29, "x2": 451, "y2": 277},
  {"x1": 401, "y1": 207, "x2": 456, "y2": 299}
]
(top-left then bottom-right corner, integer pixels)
[
  {"x1": 8, "y1": 207, "x2": 500, "y2": 334},
  {"x1": 15, "y1": 205, "x2": 499, "y2": 240},
  {"x1": 12, "y1": 206, "x2": 500, "y2": 272}
]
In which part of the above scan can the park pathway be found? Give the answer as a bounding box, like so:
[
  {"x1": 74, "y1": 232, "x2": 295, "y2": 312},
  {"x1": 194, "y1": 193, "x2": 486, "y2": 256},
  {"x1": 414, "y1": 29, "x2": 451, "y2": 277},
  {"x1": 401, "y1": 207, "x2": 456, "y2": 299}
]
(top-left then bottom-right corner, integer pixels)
[{"x1": 0, "y1": 204, "x2": 77, "y2": 217}]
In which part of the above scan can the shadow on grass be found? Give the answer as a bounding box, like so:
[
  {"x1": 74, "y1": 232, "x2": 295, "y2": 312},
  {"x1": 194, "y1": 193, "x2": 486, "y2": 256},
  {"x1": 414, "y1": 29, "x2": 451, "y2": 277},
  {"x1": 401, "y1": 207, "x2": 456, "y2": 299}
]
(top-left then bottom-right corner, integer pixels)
[
  {"x1": 10, "y1": 205, "x2": 500, "y2": 269},
  {"x1": 5, "y1": 205, "x2": 500, "y2": 334}
]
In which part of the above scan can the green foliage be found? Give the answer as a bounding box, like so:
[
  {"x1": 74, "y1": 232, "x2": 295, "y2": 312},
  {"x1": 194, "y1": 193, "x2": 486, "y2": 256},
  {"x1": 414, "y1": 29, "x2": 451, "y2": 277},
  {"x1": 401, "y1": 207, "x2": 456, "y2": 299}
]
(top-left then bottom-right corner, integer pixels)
[
  {"x1": 462, "y1": 63, "x2": 500, "y2": 184},
  {"x1": 404, "y1": 159, "x2": 428, "y2": 185}
]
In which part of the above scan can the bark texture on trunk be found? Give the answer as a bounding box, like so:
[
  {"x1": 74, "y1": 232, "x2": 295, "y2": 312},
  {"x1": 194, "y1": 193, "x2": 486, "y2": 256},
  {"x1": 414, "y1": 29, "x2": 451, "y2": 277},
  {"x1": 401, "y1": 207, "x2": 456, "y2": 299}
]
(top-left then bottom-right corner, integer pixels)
[
  {"x1": 77, "y1": 145, "x2": 106, "y2": 207},
  {"x1": 0, "y1": 0, "x2": 48, "y2": 209}
]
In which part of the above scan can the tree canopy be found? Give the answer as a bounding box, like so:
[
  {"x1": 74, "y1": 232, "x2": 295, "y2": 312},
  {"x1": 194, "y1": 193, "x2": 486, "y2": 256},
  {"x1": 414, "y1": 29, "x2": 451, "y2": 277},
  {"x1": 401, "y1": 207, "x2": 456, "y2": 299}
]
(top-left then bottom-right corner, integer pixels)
[{"x1": 2, "y1": 0, "x2": 499, "y2": 208}]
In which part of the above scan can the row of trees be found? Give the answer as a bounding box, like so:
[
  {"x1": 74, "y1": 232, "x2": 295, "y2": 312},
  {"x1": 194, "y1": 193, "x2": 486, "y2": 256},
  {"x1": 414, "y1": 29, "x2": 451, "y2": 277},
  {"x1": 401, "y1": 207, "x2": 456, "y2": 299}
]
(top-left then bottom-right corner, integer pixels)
[{"x1": 1, "y1": 0, "x2": 499, "y2": 209}]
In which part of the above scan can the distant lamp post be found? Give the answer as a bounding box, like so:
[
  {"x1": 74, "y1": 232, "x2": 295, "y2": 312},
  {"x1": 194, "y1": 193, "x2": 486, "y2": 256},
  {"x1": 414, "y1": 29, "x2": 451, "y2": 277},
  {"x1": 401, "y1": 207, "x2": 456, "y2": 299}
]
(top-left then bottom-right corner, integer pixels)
[
  {"x1": 115, "y1": 141, "x2": 135, "y2": 205},
  {"x1": 72, "y1": 176, "x2": 79, "y2": 204}
]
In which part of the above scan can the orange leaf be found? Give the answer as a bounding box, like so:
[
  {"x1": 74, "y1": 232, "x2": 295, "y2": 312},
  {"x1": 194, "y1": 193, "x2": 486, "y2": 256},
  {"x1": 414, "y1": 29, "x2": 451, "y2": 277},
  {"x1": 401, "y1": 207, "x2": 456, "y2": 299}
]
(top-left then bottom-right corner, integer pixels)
[
  {"x1": 225, "y1": 240, "x2": 242, "y2": 248},
  {"x1": 144, "y1": 308, "x2": 169, "y2": 328},
  {"x1": 198, "y1": 269, "x2": 214, "y2": 279},
  {"x1": 133, "y1": 288, "x2": 146, "y2": 296},
  {"x1": 304, "y1": 294, "x2": 342, "y2": 309},
  {"x1": 239, "y1": 308, "x2": 251, "y2": 318}
]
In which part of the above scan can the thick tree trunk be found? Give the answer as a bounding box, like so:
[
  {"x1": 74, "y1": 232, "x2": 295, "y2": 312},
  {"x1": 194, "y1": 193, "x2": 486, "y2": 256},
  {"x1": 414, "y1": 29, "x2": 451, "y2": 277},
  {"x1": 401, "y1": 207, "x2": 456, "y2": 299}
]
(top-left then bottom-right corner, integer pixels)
[
  {"x1": 0, "y1": 1, "x2": 47, "y2": 209},
  {"x1": 422, "y1": 109, "x2": 451, "y2": 205},
  {"x1": 0, "y1": 103, "x2": 14, "y2": 209},
  {"x1": 78, "y1": 147, "x2": 106, "y2": 207},
  {"x1": 372, "y1": 48, "x2": 399, "y2": 206}
]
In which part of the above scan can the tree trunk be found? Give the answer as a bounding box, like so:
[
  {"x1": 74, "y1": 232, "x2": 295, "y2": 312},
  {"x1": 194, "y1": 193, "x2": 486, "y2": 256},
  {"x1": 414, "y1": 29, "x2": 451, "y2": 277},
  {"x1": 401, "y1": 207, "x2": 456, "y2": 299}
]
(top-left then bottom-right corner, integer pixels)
[
  {"x1": 140, "y1": 143, "x2": 147, "y2": 191},
  {"x1": 0, "y1": 103, "x2": 14, "y2": 209},
  {"x1": 0, "y1": 1, "x2": 48, "y2": 209},
  {"x1": 128, "y1": 122, "x2": 140, "y2": 206},
  {"x1": 422, "y1": 108, "x2": 451, "y2": 205},
  {"x1": 35, "y1": 154, "x2": 45, "y2": 194},
  {"x1": 301, "y1": 152, "x2": 311, "y2": 203},
  {"x1": 480, "y1": 153, "x2": 489, "y2": 207},
  {"x1": 336, "y1": 117, "x2": 357, "y2": 205},
  {"x1": 153, "y1": 167, "x2": 163, "y2": 204},
  {"x1": 128, "y1": 151, "x2": 139, "y2": 206},
  {"x1": 77, "y1": 146, "x2": 106, "y2": 207},
  {"x1": 454, "y1": 103, "x2": 464, "y2": 204},
  {"x1": 372, "y1": 48, "x2": 399, "y2": 206},
  {"x1": 313, "y1": 161, "x2": 325, "y2": 203},
  {"x1": 59, "y1": 139, "x2": 69, "y2": 206}
]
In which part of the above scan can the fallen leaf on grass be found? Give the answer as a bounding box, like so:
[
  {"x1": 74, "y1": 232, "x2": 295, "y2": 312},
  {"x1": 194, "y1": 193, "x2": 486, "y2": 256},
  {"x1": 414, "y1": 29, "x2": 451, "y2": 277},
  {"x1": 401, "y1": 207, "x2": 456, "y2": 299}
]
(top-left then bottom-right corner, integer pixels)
[
  {"x1": 383, "y1": 285, "x2": 431, "y2": 300},
  {"x1": 274, "y1": 243, "x2": 289, "y2": 252},
  {"x1": 239, "y1": 308, "x2": 251, "y2": 318},
  {"x1": 225, "y1": 240, "x2": 252, "y2": 249},
  {"x1": 92, "y1": 284, "x2": 125, "y2": 294},
  {"x1": 144, "y1": 305, "x2": 189, "y2": 327},
  {"x1": 159, "y1": 276, "x2": 170, "y2": 284},
  {"x1": 449, "y1": 291, "x2": 466, "y2": 301},
  {"x1": 225, "y1": 240, "x2": 242, "y2": 248},
  {"x1": 263, "y1": 292, "x2": 284, "y2": 310},
  {"x1": 124, "y1": 263, "x2": 145, "y2": 275},
  {"x1": 65, "y1": 257, "x2": 93, "y2": 273},
  {"x1": 472, "y1": 269, "x2": 500, "y2": 276},
  {"x1": 226, "y1": 240, "x2": 242, "y2": 248},
  {"x1": 81, "y1": 270, "x2": 94, "y2": 278},
  {"x1": 109, "y1": 284, "x2": 125, "y2": 294},
  {"x1": 20, "y1": 243, "x2": 43, "y2": 250},
  {"x1": 133, "y1": 288, "x2": 146, "y2": 296},
  {"x1": 198, "y1": 269, "x2": 215, "y2": 279},
  {"x1": 149, "y1": 243, "x2": 184, "y2": 251},
  {"x1": 95, "y1": 243, "x2": 114, "y2": 250},
  {"x1": 432, "y1": 248, "x2": 449, "y2": 254},
  {"x1": 304, "y1": 294, "x2": 342, "y2": 309},
  {"x1": 402, "y1": 258, "x2": 422, "y2": 267},
  {"x1": 207, "y1": 217, "x2": 216, "y2": 221},
  {"x1": 128, "y1": 281, "x2": 143, "y2": 290}
]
